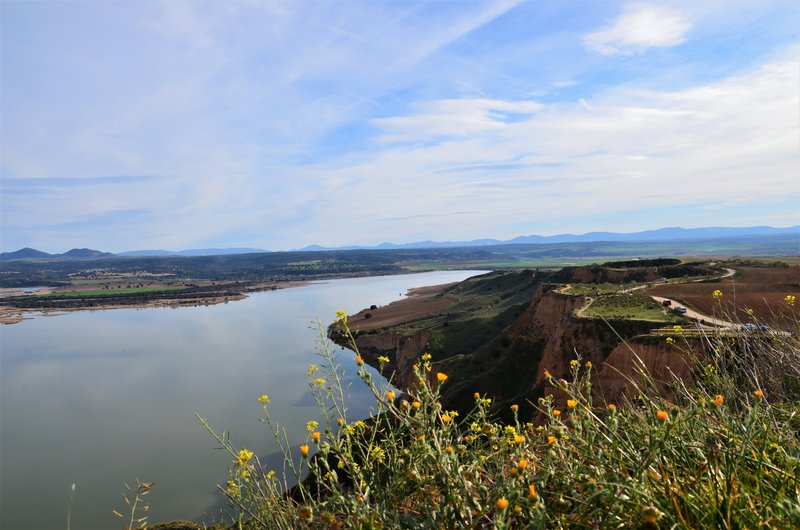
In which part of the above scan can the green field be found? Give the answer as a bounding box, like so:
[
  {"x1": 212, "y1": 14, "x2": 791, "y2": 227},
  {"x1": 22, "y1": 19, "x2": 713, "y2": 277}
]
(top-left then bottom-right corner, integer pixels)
[
  {"x1": 37, "y1": 286, "x2": 188, "y2": 298},
  {"x1": 580, "y1": 293, "x2": 683, "y2": 323}
]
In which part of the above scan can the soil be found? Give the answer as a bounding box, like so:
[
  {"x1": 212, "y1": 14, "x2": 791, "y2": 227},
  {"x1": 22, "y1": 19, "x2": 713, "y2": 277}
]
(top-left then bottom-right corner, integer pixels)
[
  {"x1": 344, "y1": 282, "x2": 460, "y2": 332},
  {"x1": 646, "y1": 266, "x2": 800, "y2": 330}
]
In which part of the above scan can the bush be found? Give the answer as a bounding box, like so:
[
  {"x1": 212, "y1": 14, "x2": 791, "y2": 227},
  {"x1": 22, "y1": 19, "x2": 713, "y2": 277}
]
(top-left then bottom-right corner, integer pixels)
[{"x1": 198, "y1": 302, "x2": 800, "y2": 529}]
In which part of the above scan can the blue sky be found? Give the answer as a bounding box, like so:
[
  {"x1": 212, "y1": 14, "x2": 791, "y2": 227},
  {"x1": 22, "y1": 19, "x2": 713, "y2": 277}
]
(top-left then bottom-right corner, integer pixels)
[{"x1": 1, "y1": 0, "x2": 798, "y2": 252}]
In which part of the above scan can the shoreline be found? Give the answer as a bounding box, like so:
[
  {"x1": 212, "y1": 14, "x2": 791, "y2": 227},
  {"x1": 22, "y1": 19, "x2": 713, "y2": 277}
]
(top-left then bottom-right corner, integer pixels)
[{"x1": 0, "y1": 280, "x2": 310, "y2": 325}]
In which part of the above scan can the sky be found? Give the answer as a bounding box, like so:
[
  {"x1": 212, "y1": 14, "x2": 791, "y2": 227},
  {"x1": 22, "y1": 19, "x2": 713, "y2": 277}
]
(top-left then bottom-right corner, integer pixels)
[{"x1": 1, "y1": 0, "x2": 799, "y2": 253}]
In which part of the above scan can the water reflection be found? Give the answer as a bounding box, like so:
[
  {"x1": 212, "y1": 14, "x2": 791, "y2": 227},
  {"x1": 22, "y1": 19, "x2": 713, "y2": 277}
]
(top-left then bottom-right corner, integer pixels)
[{"x1": 0, "y1": 271, "x2": 483, "y2": 529}]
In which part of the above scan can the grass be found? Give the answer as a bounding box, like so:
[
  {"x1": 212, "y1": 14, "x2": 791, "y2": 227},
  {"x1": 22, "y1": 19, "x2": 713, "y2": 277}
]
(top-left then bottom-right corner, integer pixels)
[
  {"x1": 195, "y1": 297, "x2": 800, "y2": 529},
  {"x1": 580, "y1": 293, "x2": 684, "y2": 323},
  {"x1": 37, "y1": 286, "x2": 188, "y2": 297},
  {"x1": 559, "y1": 283, "x2": 635, "y2": 296}
]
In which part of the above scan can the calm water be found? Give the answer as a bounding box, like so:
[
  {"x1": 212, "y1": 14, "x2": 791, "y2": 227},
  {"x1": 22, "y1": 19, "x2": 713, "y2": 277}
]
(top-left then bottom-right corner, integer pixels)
[{"x1": 0, "y1": 271, "x2": 483, "y2": 529}]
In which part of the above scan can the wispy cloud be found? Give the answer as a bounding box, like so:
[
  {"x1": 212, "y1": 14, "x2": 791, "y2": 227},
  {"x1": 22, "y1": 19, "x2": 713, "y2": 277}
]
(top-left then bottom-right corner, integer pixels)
[
  {"x1": 584, "y1": 4, "x2": 692, "y2": 55},
  {"x1": 1, "y1": 1, "x2": 798, "y2": 252}
]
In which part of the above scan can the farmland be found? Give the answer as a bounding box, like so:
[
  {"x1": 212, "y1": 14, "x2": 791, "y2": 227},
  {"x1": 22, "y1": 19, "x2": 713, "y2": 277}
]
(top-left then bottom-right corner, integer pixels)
[{"x1": 646, "y1": 266, "x2": 800, "y2": 330}]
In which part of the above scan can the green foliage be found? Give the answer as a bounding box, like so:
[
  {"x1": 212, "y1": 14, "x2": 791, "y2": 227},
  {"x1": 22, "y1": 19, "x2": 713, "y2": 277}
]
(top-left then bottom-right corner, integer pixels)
[
  {"x1": 36, "y1": 286, "x2": 187, "y2": 298},
  {"x1": 198, "y1": 310, "x2": 800, "y2": 529},
  {"x1": 582, "y1": 293, "x2": 683, "y2": 323}
]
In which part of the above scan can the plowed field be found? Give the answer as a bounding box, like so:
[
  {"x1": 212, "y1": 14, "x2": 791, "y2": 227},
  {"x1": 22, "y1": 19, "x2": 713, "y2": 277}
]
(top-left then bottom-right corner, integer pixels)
[{"x1": 646, "y1": 266, "x2": 799, "y2": 330}]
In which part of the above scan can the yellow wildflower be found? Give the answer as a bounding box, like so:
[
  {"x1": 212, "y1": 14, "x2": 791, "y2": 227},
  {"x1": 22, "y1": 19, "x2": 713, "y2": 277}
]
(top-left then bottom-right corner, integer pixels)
[
  {"x1": 785, "y1": 294, "x2": 796, "y2": 307},
  {"x1": 514, "y1": 505, "x2": 522, "y2": 514},
  {"x1": 377, "y1": 355, "x2": 390, "y2": 364},
  {"x1": 666, "y1": 337, "x2": 674, "y2": 344},
  {"x1": 307, "y1": 364, "x2": 318, "y2": 375},
  {"x1": 437, "y1": 372, "x2": 448, "y2": 382},
  {"x1": 335, "y1": 309, "x2": 347, "y2": 321},
  {"x1": 441, "y1": 414, "x2": 452, "y2": 424},
  {"x1": 257, "y1": 394, "x2": 270, "y2": 404},
  {"x1": 306, "y1": 420, "x2": 319, "y2": 432},
  {"x1": 421, "y1": 353, "x2": 432, "y2": 361},
  {"x1": 313, "y1": 378, "x2": 325, "y2": 386},
  {"x1": 712, "y1": 289, "x2": 723, "y2": 300},
  {"x1": 235, "y1": 449, "x2": 254, "y2": 468}
]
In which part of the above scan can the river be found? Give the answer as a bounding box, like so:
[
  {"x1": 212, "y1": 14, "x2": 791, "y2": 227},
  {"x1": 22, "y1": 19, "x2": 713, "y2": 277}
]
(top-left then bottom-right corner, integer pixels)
[{"x1": 0, "y1": 270, "x2": 484, "y2": 529}]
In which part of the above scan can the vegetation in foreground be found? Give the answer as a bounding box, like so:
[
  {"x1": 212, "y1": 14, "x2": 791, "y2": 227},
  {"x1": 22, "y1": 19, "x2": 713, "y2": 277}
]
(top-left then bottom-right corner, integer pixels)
[{"x1": 193, "y1": 295, "x2": 800, "y2": 529}]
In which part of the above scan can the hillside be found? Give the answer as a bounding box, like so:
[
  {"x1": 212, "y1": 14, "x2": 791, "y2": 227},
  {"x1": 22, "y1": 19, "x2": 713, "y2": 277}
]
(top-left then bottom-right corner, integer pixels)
[{"x1": 333, "y1": 260, "x2": 798, "y2": 418}]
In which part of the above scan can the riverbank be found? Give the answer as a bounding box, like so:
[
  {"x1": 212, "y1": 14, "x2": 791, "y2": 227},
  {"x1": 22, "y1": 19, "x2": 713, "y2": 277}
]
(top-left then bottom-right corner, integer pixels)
[{"x1": 0, "y1": 280, "x2": 310, "y2": 325}]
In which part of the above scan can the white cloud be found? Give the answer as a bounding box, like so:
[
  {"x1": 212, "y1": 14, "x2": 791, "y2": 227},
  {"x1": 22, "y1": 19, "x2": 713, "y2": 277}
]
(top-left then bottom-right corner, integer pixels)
[
  {"x1": 295, "y1": 49, "x2": 799, "y2": 245},
  {"x1": 584, "y1": 4, "x2": 692, "y2": 55},
  {"x1": 374, "y1": 98, "x2": 542, "y2": 142}
]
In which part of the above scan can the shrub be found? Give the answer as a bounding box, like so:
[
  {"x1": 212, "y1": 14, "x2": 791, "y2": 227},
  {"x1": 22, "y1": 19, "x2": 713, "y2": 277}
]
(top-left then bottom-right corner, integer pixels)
[{"x1": 198, "y1": 301, "x2": 800, "y2": 529}]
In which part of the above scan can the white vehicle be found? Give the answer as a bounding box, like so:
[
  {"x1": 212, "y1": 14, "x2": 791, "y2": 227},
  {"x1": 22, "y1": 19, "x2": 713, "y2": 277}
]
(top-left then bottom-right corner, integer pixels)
[{"x1": 675, "y1": 306, "x2": 687, "y2": 314}]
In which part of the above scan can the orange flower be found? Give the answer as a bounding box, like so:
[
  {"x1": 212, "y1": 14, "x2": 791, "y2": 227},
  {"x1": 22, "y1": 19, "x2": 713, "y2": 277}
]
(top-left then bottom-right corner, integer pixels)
[
  {"x1": 514, "y1": 434, "x2": 525, "y2": 445},
  {"x1": 518, "y1": 458, "x2": 529, "y2": 470},
  {"x1": 385, "y1": 390, "x2": 395, "y2": 401},
  {"x1": 552, "y1": 409, "x2": 561, "y2": 417},
  {"x1": 312, "y1": 432, "x2": 321, "y2": 443},
  {"x1": 496, "y1": 498, "x2": 509, "y2": 510},
  {"x1": 585, "y1": 361, "x2": 592, "y2": 368},
  {"x1": 543, "y1": 370, "x2": 551, "y2": 379},
  {"x1": 412, "y1": 400, "x2": 421, "y2": 409},
  {"x1": 474, "y1": 392, "x2": 480, "y2": 399},
  {"x1": 300, "y1": 444, "x2": 309, "y2": 458},
  {"x1": 510, "y1": 404, "x2": 519, "y2": 411},
  {"x1": 607, "y1": 403, "x2": 617, "y2": 412},
  {"x1": 656, "y1": 410, "x2": 669, "y2": 422},
  {"x1": 567, "y1": 399, "x2": 578, "y2": 409},
  {"x1": 355, "y1": 355, "x2": 363, "y2": 365},
  {"x1": 441, "y1": 414, "x2": 452, "y2": 424},
  {"x1": 754, "y1": 389, "x2": 764, "y2": 399},
  {"x1": 437, "y1": 372, "x2": 448, "y2": 383},
  {"x1": 445, "y1": 445, "x2": 453, "y2": 454},
  {"x1": 713, "y1": 395, "x2": 724, "y2": 407},
  {"x1": 547, "y1": 435, "x2": 557, "y2": 444},
  {"x1": 528, "y1": 483, "x2": 538, "y2": 499}
]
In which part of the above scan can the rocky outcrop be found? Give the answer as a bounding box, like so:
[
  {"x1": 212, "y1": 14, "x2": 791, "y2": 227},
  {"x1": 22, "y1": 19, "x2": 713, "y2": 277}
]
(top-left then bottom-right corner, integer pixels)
[{"x1": 337, "y1": 269, "x2": 702, "y2": 421}]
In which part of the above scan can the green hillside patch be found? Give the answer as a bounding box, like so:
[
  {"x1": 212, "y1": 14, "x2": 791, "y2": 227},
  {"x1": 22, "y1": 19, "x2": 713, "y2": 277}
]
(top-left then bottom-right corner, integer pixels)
[
  {"x1": 37, "y1": 286, "x2": 188, "y2": 298},
  {"x1": 581, "y1": 293, "x2": 682, "y2": 323}
]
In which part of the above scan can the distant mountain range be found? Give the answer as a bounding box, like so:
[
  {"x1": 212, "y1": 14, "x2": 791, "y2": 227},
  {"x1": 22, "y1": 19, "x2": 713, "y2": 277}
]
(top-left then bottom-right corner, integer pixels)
[
  {"x1": 116, "y1": 247, "x2": 268, "y2": 257},
  {"x1": 1, "y1": 226, "x2": 797, "y2": 261},
  {"x1": 298, "y1": 225, "x2": 799, "y2": 251}
]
